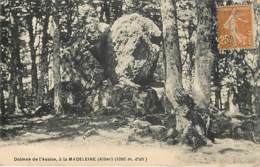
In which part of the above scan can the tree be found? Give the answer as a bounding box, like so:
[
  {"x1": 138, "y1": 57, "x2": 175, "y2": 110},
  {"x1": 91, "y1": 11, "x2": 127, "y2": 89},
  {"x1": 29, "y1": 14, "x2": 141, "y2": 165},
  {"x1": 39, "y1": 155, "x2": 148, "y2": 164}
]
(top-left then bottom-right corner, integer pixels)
[
  {"x1": 110, "y1": 0, "x2": 123, "y2": 22},
  {"x1": 160, "y1": 0, "x2": 191, "y2": 141},
  {"x1": 193, "y1": 0, "x2": 215, "y2": 110},
  {"x1": 0, "y1": 2, "x2": 5, "y2": 116},
  {"x1": 38, "y1": 0, "x2": 51, "y2": 105},
  {"x1": 253, "y1": 0, "x2": 260, "y2": 137},
  {"x1": 53, "y1": 0, "x2": 62, "y2": 114},
  {"x1": 26, "y1": 3, "x2": 38, "y2": 106},
  {"x1": 8, "y1": 6, "x2": 19, "y2": 113},
  {"x1": 161, "y1": 0, "x2": 220, "y2": 148},
  {"x1": 254, "y1": 16, "x2": 260, "y2": 117}
]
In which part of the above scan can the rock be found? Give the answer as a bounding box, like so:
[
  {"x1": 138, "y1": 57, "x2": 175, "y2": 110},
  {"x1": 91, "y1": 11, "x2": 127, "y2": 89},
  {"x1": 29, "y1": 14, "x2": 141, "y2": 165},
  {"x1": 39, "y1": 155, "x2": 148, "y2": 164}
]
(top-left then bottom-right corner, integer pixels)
[
  {"x1": 70, "y1": 5, "x2": 117, "y2": 84},
  {"x1": 184, "y1": 125, "x2": 207, "y2": 150},
  {"x1": 88, "y1": 80, "x2": 164, "y2": 116},
  {"x1": 149, "y1": 125, "x2": 167, "y2": 140},
  {"x1": 166, "y1": 128, "x2": 178, "y2": 138},
  {"x1": 138, "y1": 87, "x2": 164, "y2": 115},
  {"x1": 111, "y1": 118, "x2": 119, "y2": 123},
  {"x1": 61, "y1": 51, "x2": 105, "y2": 91},
  {"x1": 34, "y1": 103, "x2": 54, "y2": 117},
  {"x1": 134, "y1": 128, "x2": 150, "y2": 137},
  {"x1": 153, "y1": 51, "x2": 166, "y2": 82},
  {"x1": 166, "y1": 138, "x2": 179, "y2": 145},
  {"x1": 111, "y1": 14, "x2": 161, "y2": 85},
  {"x1": 59, "y1": 5, "x2": 116, "y2": 114},
  {"x1": 163, "y1": 114, "x2": 176, "y2": 128},
  {"x1": 61, "y1": 5, "x2": 107, "y2": 90},
  {"x1": 83, "y1": 129, "x2": 99, "y2": 139},
  {"x1": 89, "y1": 121, "x2": 108, "y2": 128},
  {"x1": 127, "y1": 134, "x2": 154, "y2": 144},
  {"x1": 131, "y1": 120, "x2": 151, "y2": 129},
  {"x1": 47, "y1": 81, "x2": 93, "y2": 114},
  {"x1": 145, "y1": 114, "x2": 163, "y2": 125},
  {"x1": 151, "y1": 86, "x2": 165, "y2": 103}
]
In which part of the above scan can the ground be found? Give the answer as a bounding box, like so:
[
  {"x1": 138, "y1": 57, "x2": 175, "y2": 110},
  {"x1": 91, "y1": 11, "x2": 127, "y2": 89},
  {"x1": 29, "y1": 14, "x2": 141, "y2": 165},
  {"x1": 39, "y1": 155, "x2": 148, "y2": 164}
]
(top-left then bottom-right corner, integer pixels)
[{"x1": 0, "y1": 114, "x2": 260, "y2": 166}]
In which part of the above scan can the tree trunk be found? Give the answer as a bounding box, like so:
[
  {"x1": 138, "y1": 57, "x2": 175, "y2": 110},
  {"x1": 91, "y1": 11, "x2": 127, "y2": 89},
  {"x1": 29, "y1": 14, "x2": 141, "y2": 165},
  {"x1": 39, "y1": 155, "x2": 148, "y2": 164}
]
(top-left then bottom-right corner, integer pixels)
[
  {"x1": 0, "y1": 3, "x2": 5, "y2": 116},
  {"x1": 53, "y1": 0, "x2": 62, "y2": 114},
  {"x1": 186, "y1": 17, "x2": 196, "y2": 93},
  {"x1": 38, "y1": 8, "x2": 50, "y2": 105},
  {"x1": 104, "y1": 0, "x2": 111, "y2": 24},
  {"x1": 252, "y1": 64, "x2": 260, "y2": 117},
  {"x1": 213, "y1": 61, "x2": 222, "y2": 109},
  {"x1": 193, "y1": 0, "x2": 215, "y2": 110},
  {"x1": 9, "y1": 12, "x2": 25, "y2": 113},
  {"x1": 160, "y1": 0, "x2": 190, "y2": 137},
  {"x1": 161, "y1": 0, "x2": 209, "y2": 149},
  {"x1": 110, "y1": 0, "x2": 123, "y2": 22},
  {"x1": 253, "y1": 0, "x2": 260, "y2": 139},
  {"x1": 8, "y1": 12, "x2": 20, "y2": 113},
  {"x1": 253, "y1": 0, "x2": 260, "y2": 115},
  {"x1": 27, "y1": 16, "x2": 38, "y2": 106}
]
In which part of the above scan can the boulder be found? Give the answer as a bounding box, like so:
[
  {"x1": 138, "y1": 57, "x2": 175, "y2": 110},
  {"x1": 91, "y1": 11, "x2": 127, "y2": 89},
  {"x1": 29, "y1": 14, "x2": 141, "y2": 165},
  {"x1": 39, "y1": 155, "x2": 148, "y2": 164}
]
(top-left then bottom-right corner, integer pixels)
[
  {"x1": 129, "y1": 121, "x2": 168, "y2": 140},
  {"x1": 88, "y1": 80, "x2": 164, "y2": 116},
  {"x1": 134, "y1": 128, "x2": 150, "y2": 137},
  {"x1": 34, "y1": 103, "x2": 54, "y2": 117},
  {"x1": 145, "y1": 114, "x2": 164, "y2": 125},
  {"x1": 46, "y1": 81, "x2": 93, "y2": 114},
  {"x1": 131, "y1": 120, "x2": 151, "y2": 129},
  {"x1": 163, "y1": 114, "x2": 176, "y2": 128},
  {"x1": 83, "y1": 128, "x2": 99, "y2": 139},
  {"x1": 111, "y1": 14, "x2": 161, "y2": 85},
  {"x1": 149, "y1": 125, "x2": 167, "y2": 140},
  {"x1": 62, "y1": 4, "x2": 115, "y2": 89}
]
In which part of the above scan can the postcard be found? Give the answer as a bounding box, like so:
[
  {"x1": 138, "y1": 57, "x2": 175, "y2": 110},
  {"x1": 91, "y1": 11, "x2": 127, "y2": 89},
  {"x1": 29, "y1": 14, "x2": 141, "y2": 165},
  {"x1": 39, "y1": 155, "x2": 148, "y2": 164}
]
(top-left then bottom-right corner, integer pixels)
[{"x1": 0, "y1": 0, "x2": 259, "y2": 166}]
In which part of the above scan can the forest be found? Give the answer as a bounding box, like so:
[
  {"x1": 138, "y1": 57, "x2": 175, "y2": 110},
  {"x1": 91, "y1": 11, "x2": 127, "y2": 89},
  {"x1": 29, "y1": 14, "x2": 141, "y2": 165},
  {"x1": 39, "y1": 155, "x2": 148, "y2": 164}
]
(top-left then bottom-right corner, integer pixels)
[{"x1": 0, "y1": 0, "x2": 259, "y2": 154}]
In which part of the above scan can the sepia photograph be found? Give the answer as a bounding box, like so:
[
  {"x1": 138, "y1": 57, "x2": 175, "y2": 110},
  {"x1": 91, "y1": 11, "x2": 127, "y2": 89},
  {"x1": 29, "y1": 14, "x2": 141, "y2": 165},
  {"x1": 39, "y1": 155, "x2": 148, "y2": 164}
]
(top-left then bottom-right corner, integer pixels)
[{"x1": 0, "y1": 0, "x2": 259, "y2": 166}]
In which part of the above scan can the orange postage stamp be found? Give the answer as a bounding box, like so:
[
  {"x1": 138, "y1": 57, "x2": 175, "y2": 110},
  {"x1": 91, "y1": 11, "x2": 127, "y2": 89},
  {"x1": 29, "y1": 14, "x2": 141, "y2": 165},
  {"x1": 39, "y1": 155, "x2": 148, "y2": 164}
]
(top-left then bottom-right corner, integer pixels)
[{"x1": 217, "y1": 5, "x2": 255, "y2": 50}]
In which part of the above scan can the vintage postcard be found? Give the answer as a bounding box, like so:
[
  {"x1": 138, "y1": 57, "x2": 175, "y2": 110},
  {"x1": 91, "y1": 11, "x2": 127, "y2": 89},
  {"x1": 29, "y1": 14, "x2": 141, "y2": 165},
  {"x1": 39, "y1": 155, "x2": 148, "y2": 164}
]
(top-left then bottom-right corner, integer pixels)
[{"x1": 0, "y1": 0, "x2": 260, "y2": 166}]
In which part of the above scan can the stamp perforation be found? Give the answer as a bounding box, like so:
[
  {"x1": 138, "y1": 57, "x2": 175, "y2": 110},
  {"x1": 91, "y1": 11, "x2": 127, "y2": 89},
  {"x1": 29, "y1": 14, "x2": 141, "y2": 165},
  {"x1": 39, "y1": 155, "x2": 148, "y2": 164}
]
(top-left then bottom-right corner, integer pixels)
[{"x1": 216, "y1": 4, "x2": 253, "y2": 9}]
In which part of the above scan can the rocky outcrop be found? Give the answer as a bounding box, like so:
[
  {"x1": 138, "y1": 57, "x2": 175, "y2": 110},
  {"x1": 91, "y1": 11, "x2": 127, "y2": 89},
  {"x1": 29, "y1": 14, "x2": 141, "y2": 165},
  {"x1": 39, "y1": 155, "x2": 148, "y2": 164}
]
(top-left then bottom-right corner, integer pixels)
[
  {"x1": 111, "y1": 14, "x2": 161, "y2": 85},
  {"x1": 87, "y1": 80, "x2": 164, "y2": 116}
]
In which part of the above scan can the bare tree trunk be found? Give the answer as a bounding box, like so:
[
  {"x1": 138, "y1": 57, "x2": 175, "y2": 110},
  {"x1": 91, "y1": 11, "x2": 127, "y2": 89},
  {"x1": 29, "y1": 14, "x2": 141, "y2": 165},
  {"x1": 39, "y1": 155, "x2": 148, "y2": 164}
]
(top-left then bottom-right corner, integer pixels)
[
  {"x1": 253, "y1": 0, "x2": 260, "y2": 139},
  {"x1": 213, "y1": 62, "x2": 222, "y2": 109},
  {"x1": 193, "y1": 0, "x2": 215, "y2": 110},
  {"x1": 161, "y1": 0, "x2": 210, "y2": 149},
  {"x1": 9, "y1": 11, "x2": 25, "y2": 113},
  {"x1": 53, "y1": 0, "x2": 62, "y2": 114},
  {"x1": 8, "y1": 12, "x2": 20, "y2": 113},
  {"x1": 38, "y1": 5, "x2": 50, "y2": 105},
  {"x1": 252, "y1": 65, "x2": 260, "y2": 116},
  {"x1": 253, "y1": 0, "x2": 260, "y2": 115},
  {"x1": 160, "y1": 0, "x2": 190, "y2": 136},
  {"x1": 0, "y1": 3, "x2": 5, "y2": 116},
  {"x1": 104, "y1": 0, "x2": 111, "y2": 24},
  {"x1": 27, "y1": 16, "x2": 38, "y2": 106},
  {"x1": 110, "y1": 0, "x2": 123, "y2": 22},
  {"x1": 16, "y1": 48, "x2": 25, "y2": 111}
]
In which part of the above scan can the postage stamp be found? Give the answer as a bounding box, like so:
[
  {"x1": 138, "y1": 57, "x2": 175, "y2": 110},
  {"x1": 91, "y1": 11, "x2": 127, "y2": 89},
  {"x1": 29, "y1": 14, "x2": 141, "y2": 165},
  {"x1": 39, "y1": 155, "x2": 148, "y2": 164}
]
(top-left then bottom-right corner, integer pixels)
[{"x1": 217, "y1": 5, "x2": 255, "y2": 50}]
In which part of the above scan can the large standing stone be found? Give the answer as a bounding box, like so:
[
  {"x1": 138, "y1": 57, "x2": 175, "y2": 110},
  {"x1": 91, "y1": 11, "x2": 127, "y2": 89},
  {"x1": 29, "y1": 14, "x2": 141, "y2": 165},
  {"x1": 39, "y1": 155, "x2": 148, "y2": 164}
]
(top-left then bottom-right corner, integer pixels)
[{"x1": 111, "y1": 14, "x2": 161, "y2": 85}]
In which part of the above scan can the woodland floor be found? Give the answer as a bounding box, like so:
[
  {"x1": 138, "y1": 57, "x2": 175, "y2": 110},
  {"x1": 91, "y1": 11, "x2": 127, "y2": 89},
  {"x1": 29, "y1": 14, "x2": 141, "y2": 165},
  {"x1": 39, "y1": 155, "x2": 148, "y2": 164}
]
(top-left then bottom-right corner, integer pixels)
[{"x1": 0, "y1": 114, "x2": 260, "y2": 166}]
